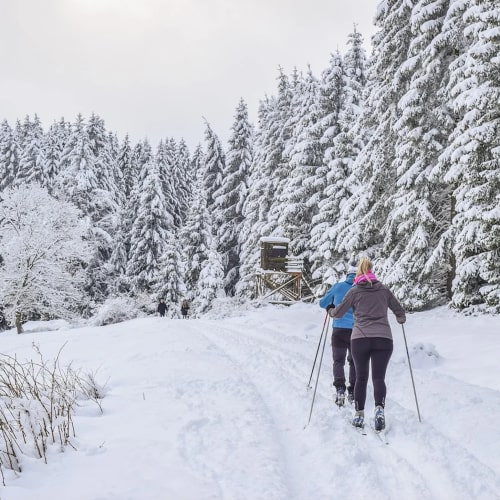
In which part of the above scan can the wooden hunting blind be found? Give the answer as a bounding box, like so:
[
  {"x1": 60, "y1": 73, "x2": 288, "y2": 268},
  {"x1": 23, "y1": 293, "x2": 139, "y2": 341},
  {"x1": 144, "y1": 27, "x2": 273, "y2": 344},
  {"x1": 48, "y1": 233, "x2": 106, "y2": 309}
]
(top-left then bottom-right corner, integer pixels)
[
  {"x1": 260, "y1": 237, "x2": 289, "y2": 271},
  {"x1": 256, "y1": 237, "x2": 316, "y2": 304}
]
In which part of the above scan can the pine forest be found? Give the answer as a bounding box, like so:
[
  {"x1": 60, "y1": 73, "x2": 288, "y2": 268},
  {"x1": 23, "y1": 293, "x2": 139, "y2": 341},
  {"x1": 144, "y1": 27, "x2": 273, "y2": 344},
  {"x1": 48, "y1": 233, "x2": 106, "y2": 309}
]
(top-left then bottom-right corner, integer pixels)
[{"x1": 0, "y1": 0, "x2": 499, "y2": 328}]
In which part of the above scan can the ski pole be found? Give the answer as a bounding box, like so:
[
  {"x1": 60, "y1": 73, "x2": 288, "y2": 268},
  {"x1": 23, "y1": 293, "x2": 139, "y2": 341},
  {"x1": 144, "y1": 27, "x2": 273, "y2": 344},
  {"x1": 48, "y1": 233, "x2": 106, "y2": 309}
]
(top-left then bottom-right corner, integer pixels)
[
  {"x1": 305, "y1": 316, "x2": 329, "y2": 427},
  {"x1": 402, "y1": 324, "x2": 422, "y2": 423},
  {"x1": 307, "y1": 311, "x2": 329, "y2": 389}
]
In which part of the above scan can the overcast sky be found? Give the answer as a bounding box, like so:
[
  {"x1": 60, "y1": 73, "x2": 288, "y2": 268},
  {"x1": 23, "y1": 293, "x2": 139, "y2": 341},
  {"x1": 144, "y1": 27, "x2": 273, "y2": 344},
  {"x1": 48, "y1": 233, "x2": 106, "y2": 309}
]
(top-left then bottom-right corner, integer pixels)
[{"x1": 0, "y1": 0, "x2": 378, "y2": 150}]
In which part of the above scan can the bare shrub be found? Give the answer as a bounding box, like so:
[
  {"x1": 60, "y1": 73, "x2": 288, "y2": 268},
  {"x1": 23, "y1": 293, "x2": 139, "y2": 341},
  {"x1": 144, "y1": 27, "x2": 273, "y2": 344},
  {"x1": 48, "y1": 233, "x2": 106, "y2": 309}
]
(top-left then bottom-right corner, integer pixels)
[{"x1": 0, "y1": 343, "x2": 105, "y2": 482}]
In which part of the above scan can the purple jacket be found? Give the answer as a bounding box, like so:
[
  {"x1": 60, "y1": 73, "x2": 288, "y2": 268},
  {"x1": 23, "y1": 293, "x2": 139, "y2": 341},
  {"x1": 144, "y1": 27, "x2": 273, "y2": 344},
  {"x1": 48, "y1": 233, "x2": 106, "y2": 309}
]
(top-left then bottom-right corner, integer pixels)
[{"x1": 333, "y1": 280, "x2": 406, "y2": 340}]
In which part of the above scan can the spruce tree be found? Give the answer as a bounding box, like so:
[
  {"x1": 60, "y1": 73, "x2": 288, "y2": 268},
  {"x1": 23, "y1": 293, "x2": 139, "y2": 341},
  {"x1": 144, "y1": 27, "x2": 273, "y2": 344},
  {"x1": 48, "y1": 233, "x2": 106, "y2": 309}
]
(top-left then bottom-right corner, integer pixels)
[
  {"x1": 310, "y1": 31, "x2": 366, "y2": 281},
  {"x1": 237, "y1": 97, "x2": 277, "y2": 297},
  {"x1": 118, "y1": 134, "x2": 136, "y2": 199},
  {"x1": 193, "y1": 238, "x2": 225, "y2": 315},
  {"x1": 127, "y1": 158, "x2": 173, "y2": 293},
  {"x1": 55, "y1": 115, "x2": 118, "y2": 304},
  {"x1": 181, "y1": 175, "x2": 214, "y2": 297},
  {"x1": 214, "y1": 98, "x2": 253, "y2": 295},
  {"x1": 379, "y1": 0, "x2": 455, "y2": 309},
  {"x1": 108, "y1": 208, "x2": 130, "y2": 295},
  {"x1": 264, "y1": 69, "x2": 299, "y2": 238},
  {"x1": 277, "y1": 68, "x2": 323, "y2": 261},
  {"x1": 202, "y1": 121, "x2": 226, "y2": 210},
  {"x1": 436, "y1": 0, "x2": 500, "y2": 311},
  {"x1": 336, "y1": 0, "x2": 417, "y2": 259},
  {"x1": 39, "y1": 122, "x2": 64, "y2": 193},
  {"x1": 15, "y1": 115, "x2": 44, "y2": 185},
  {"x1": 0, "y1": 120, "x2": 18, "y2": 191},
  {"x1": 162, "y1": 138, "x2": 182, "y2": 228},
  {"x1": 156, "y1": 238, "x2": 185, "y2": 314},
  {"x1": 176, "y1": 139, "x2": 193, "y2": 224}
]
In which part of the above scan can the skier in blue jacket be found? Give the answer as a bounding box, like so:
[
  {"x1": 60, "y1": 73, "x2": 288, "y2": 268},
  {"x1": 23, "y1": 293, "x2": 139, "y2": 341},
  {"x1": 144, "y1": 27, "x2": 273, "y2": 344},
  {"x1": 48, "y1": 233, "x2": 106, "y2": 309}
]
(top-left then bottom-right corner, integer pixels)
[{"x1": 319, "y1": 263, "x2": 357, "y2": 406}]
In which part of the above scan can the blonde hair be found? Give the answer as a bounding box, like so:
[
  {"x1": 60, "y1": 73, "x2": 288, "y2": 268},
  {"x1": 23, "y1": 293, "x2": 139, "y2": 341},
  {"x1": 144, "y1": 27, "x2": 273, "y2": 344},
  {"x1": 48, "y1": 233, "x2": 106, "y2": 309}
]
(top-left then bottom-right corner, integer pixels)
[{"x1": 356, "y1": 257, "x2": 373, "y2": 281}]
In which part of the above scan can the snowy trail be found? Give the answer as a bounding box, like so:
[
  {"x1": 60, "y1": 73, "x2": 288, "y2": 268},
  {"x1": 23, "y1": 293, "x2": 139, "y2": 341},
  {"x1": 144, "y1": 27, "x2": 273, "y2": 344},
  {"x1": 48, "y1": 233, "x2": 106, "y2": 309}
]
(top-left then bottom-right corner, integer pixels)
[
  {"x1": 173, "y1": 321, "x2": 291, "y2": 500},
  {"x1": 214, "y1": 325, "x2": 440, "y2": 500},
  {"x1": 1, "y1": 303, "x2": 499, "y2": 500},
  {"x1": 194, "y1": 307, "x2": 500, "y2": 500}
]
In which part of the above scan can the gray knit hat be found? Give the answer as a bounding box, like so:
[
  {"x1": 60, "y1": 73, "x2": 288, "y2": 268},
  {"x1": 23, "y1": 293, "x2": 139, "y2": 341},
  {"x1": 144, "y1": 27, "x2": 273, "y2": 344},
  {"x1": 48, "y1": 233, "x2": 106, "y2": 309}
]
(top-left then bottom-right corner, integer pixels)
[{"x1": 347, "y1": 262, "x2": 357, "y2": 275}]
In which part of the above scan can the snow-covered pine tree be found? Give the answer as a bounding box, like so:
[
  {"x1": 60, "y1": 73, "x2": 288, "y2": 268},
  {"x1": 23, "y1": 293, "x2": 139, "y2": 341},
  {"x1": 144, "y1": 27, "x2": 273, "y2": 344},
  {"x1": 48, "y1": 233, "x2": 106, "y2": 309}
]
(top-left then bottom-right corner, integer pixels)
[
  {"x1": 15, "y1": 115, "x2": 44, "y2": 186},
  {"x1": 127, "y1": 157, "x2": 174, "y2": 294},
  {"x1": 237, "y1": 97, "x2": 278, "y2": 297},
  {"x1": 180, "y1": 173, "x2": 214, "y2": 298},
  {"x1": 107, "y1": 131, "x2": 126, "y2": 209},
  {"x1": 106, "y1": 133, "x2": 130, "y2": 294},
  {"x1": 190, "y1": 143, "x2": 205, "y2": 185},
  {"x1": 316, "y1": 51, "x2": 345, "y2": 168},
  {"x1": 277, "y1": 67, "x2": 323, "y2": 263},
  {"x1": 86, "y1": 114, "x2": 122, "y2": 205},
  {"x1": 176, "y1": 139, "x2": 194, "y2": 225},
  {"x1": 193, "y1": 237, "x2": 225, "y2": 315},
  {"x1": 118, "y1": 134, "x2": 136, "y2": 199},
  {"x1": 86, "y1": 113, "x2": 106, "y2": 152},
  {"x1": 378, "y1": 0, "x2": 456, "y2": 310},
  {"x1": 336, "y1": 0, "x2": 416, "y2": 261},
  {"x1": 343, "y1": 26, "x2": 368, "y2": 90},
  {"x1": 122, "y1": 138, "x2": 154, "y2": 259},
  {"x1": 156, "y1": 237, "x2": 185, "y2": 315},
  {"x1": 39, "y1": 121, "x2": 64, "y2": 193},
  {"x1": 214, "y1": 98, "x2": 253, "y2": 295},
  {"x1": 310, "y1": 32, "x2": 368, "y2": 282},
  {"x1": 193, "y1": 237, "x2": 225, "y2": 314},
  {"x1": 159, "y1": 138, "x2": 182, "y2": 228},
  {"x1": 0, "y1": 120, "x2": 18, "y2": 192},
  {"x1": 419, "y1": 0, "x2": 471, "y2": 298},
  {"x1": 108, "y1": 208, "x2": 130, "y2": 295},
  {"x1": 55, "y1": 115, "x2": 117, "y2": 305},
  {"x1": 55, "y1": 114, "x2": 99, "y2": 213},
  {"x1": 436, "y1": 0, "x2": 500, "y2": 311},
  {"x1": 263, "y1": 68, "x2": 300, "y2": 238},
  {"x1": 202, "y1": 121, "x2": 226, "y2": 214},
  {"x1": 302, "y1": 43, "x2": 349, "y2": 282},
  {"x1": 133, "y1": 139, "x2": 154, "y2": 185}
]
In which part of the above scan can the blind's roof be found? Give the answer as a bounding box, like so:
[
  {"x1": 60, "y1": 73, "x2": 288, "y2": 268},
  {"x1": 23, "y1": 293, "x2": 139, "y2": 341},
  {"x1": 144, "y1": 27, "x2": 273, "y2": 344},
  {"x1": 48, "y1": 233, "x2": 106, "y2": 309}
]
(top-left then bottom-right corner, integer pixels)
[{"x1": 260, "y1": 237, "x2": 290, "y2": 243}]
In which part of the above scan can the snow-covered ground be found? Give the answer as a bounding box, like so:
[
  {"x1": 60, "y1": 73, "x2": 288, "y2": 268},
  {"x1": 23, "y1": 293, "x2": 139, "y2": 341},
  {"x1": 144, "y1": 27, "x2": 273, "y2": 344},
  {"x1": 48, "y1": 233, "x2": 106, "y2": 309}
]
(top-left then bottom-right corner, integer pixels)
[{"x1": 0, "y1": 303, "x2": 499, "y2": 500}]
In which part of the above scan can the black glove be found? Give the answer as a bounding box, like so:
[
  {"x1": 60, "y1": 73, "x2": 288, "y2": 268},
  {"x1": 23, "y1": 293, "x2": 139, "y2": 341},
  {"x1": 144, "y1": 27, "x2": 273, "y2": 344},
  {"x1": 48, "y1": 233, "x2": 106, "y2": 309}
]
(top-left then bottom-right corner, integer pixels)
[
  {"x1": 397, "y1": 316, "x2": 406, "y2": 324},
  {"x1": 326, "y1": 304, "x2": 335, "y2": 318}
]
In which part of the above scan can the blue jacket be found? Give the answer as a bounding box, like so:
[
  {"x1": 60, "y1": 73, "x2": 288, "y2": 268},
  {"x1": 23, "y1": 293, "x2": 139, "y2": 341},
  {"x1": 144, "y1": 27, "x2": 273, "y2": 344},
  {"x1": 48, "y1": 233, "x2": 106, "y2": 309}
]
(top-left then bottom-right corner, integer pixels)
[{"x1": 319, "y1": 274, "x2": 355, "y2": 329}]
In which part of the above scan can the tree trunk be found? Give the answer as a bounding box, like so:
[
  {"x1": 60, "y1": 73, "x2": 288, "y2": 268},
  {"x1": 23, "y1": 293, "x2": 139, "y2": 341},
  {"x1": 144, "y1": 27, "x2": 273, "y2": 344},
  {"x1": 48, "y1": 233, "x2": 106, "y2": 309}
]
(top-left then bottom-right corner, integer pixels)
[
  {"x1": 446, "y1": 194, "x2": 457, "y2": 300},
  {"x1": 15, "y1": 312, "x2": 23, "y2": 334}
]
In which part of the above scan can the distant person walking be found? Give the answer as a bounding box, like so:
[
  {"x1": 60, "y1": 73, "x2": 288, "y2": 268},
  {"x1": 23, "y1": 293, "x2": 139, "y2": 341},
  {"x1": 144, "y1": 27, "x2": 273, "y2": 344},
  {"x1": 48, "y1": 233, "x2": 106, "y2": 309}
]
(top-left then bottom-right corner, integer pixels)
[
  {"x1": 180, "y1": 299, "x2": 190, "y2": 319},
  {"x1": 157, "y1": 298, "x2": 167, "y2": 318},
  {"x1": 329, "y1": 257, "x2": 406, "y2": 431},
  {"x1": 319, "y1": 262, "x2": 357, "y2": 406}
]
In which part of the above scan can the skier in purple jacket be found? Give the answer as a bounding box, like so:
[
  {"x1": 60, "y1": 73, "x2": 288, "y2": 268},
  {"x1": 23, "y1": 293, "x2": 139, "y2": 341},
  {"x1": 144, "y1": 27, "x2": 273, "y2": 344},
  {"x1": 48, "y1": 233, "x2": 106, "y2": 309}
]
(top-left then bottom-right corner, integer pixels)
[
  {"x1": 329, "y1": 257, "x2": 406, "y2": 431},
  {"x1": 319, "y1": 262, "x2": 357, "y2": 406}
]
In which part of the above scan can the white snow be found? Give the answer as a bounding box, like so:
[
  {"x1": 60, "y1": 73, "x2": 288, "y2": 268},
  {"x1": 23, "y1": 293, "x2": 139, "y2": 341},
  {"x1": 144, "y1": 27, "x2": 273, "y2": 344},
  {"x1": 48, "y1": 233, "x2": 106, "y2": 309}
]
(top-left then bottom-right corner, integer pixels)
[{"x1": 1, "y1": 303, "x2": 499, "y2": 500}]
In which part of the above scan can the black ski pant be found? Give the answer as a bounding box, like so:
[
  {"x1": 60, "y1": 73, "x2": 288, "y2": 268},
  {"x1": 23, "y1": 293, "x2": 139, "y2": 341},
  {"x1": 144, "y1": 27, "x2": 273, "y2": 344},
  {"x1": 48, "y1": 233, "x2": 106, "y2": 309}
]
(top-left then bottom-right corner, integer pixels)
[
  {"x1": 331, "y1": 328, "x2": 355, "y2": 392},
  {"x1": 351, "y1": 337, "x2": 393, "y2": 411}
]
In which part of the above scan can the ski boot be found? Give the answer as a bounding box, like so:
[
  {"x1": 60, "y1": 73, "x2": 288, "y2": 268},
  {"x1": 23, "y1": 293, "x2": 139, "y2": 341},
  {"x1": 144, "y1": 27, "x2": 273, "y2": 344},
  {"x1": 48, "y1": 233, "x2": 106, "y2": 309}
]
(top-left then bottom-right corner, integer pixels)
[
  {"x1": 335, "y1": 387, "x2": 345, "y2": 407},
  {"x1": 374, "y1": 405, "x2": 385, "y2": 431},
  {"x1": 347, "y1": 387, "x2": 354, "y2": 404},
  {"x1": 352, "y1": 410, "x2": 364, "y2": 428}
]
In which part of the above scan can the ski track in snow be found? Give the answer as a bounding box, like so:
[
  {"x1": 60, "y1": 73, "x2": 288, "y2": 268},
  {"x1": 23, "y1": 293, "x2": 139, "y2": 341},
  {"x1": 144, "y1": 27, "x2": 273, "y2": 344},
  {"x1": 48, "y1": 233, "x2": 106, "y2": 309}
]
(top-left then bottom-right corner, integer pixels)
[
  {"x1": 174, "y1": 322, "x2": 290, "y2": 500},
  {"x1": 188, "y1": 314, "x2": 500, "y2": 500},
  {"x1": 199, "y1": 321, "x2": 433, "y2": 500}
]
